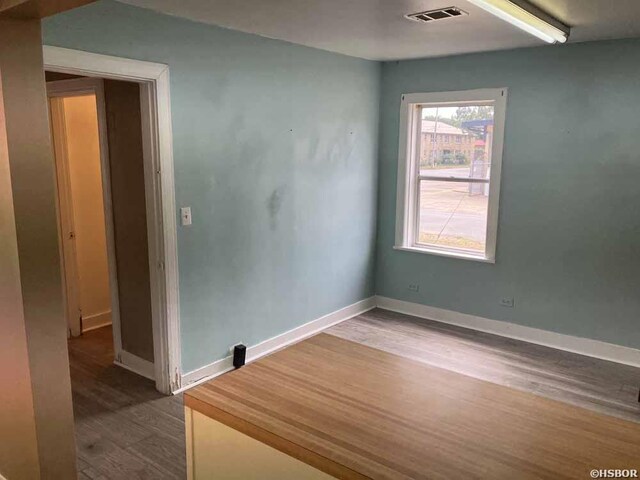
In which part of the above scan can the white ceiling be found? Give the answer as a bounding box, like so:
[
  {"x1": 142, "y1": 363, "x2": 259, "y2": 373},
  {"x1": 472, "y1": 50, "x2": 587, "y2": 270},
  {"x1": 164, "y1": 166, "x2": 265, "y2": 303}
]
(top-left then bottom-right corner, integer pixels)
[{"x1": 119, "y1": 0, "x2": 640, "y2": 60}]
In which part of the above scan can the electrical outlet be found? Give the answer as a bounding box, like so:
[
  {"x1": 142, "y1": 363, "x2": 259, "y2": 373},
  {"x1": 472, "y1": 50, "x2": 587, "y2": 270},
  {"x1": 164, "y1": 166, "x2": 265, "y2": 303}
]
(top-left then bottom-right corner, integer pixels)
[
  {"x1": 500, "y1": 297, "x2": 514, "y2": 308},
  {"x1": 408, "y1": 284, "x2": 420, "y2": 292},
  {"x1": 229, "y1": 342, "x2": 245, "y2": 355}
]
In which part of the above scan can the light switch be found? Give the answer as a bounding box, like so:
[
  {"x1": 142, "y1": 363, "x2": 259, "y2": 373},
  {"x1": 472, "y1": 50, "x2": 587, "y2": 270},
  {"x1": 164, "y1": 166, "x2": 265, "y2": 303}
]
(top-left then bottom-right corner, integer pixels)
[{"x1": 180, "y1": 207, "x2": 192, "y2": 226}]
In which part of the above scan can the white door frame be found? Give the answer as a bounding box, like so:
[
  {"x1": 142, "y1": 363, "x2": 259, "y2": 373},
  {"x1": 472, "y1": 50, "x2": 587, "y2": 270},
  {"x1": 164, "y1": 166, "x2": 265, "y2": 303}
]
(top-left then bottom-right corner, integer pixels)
[
  {"x1": 48, "y1": 78, "x2": 121, "y2": 349},
  {"x1": 44, "y1": 46, "x2": 182, "y2": 394}
]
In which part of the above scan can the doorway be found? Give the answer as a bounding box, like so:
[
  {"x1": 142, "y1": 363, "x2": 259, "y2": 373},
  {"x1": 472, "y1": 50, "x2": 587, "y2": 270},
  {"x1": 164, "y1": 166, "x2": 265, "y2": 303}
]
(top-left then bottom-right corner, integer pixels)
[
  {"x1": 47, "y1": 75, "x2": 157, "y2": 382},
  {"x1": 45, "y1": 68, "x2": 186, "y2": 478},
  {"x1": 43, "y1": 45, "x2": 182, "y2": 395},
  {"x1": 48, "y1": 79, "x2": 113, "y2": 339}
]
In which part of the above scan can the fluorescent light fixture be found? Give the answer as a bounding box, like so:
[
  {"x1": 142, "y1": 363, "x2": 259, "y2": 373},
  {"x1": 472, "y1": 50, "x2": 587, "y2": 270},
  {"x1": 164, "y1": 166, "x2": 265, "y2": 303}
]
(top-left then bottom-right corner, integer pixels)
[{"x1": 467, "y1": 0, "x2": 569, "y2": 44}]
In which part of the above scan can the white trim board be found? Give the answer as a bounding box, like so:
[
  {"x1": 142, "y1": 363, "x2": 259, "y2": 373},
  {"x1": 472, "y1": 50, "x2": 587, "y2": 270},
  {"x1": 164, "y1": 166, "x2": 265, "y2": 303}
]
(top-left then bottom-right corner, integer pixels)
[
  {"x1": 176, "y1": 296, "x2": 377, "y2": 393},
  {"x1": 376, "y1": 296, "x2": 640, "y2": 369},
  {"x1": 43, "y1": 46, "x2": 181, "y2": 395},
  {"x1": 82, "y1": 311, "x2": 112, "y2": 333},
  {"x1": 177, "y1": 294, "x2": 639, "y2": 394},
  {"x1": 115, "y1": 350, "x2": 156, "y2": 381}
]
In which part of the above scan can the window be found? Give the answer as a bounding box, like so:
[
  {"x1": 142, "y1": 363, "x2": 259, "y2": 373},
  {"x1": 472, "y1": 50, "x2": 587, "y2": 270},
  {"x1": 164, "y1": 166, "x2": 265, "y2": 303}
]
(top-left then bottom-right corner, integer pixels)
[{"x1": 394, "y1": 88, "x2": 507, "y2": 262}]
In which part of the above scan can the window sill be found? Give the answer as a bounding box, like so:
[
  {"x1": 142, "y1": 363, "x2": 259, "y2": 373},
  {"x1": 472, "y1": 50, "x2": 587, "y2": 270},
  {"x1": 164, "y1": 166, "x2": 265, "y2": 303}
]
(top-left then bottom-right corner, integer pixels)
[{"x1": 393, "y1": 245, "x2": 495, "y2": 264}]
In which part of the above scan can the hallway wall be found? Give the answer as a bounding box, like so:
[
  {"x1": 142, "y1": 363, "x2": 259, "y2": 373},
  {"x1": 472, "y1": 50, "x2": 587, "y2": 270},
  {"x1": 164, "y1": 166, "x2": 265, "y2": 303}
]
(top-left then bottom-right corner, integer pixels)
[
  {"x1": 104, "y1": 79, "x2": 155, "y2": 363},
  {"x1": 61, "y1": 94, "x2": 112, "y2": 328}
]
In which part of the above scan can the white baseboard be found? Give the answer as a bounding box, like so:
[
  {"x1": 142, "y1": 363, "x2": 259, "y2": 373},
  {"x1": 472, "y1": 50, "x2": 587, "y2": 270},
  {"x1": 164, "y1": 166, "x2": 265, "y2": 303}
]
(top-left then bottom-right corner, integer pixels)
[
  {"x1": 376, "y1": 296, "x2": 640, "y2": 368},
  {"x1": 115, "y1": 350, "x2": 155, "y2": 381},
  {"x1": 177, "y1": 296, "x2": 377, "y2": 393},
  {"x1": 176, "y1": 294, "x2": 639, "y2": 394},
  {"x1": 82, "y1": 310, "x2": 112, "y2": 332}
]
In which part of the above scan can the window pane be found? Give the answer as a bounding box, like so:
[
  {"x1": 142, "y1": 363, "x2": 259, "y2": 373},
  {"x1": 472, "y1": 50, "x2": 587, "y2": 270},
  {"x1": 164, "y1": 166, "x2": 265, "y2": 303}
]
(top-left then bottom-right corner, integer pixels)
[
  {"x1": 419, "y1": 105, "x2": 495, "y2": 180},
  {"x1": 417, "y1": 179, "x2": 488, "y2": 253}
]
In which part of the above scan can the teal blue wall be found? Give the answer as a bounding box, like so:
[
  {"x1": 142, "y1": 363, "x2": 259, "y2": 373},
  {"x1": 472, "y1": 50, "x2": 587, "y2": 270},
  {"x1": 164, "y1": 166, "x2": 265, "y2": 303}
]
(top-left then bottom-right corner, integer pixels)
[
  {"x1": 44, "y1": 1, "x2": 640, "y2": 366},
  {"x1": 377, "y1": 39, "x2": 640, "y2": 349},
  {"x1": 43, "y1": 1, "x2": 380, "y2": 372}
]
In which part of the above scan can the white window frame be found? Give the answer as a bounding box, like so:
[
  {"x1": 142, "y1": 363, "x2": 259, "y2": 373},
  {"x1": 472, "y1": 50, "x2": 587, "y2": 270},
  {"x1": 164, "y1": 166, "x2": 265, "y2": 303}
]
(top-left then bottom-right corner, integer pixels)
[{"x1": 394, "y1": 88, "x2": 507, "y2": 263}]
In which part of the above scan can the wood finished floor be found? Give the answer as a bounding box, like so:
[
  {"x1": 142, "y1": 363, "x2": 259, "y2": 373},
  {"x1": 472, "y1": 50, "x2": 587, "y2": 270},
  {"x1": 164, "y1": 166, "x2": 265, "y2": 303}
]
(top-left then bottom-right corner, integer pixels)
[
  {"x1": 328, "y1": 308, "x2": 640, "y2": 424},
  {"x1": 71, "y1": 310, "x2": 640, "y2": 478},
  {"x1": 186, "y1": 333, "x2": 640, "y2": 480},
  {"x1": 68, "y1": 326, "x2": 186, "y2": 479}
]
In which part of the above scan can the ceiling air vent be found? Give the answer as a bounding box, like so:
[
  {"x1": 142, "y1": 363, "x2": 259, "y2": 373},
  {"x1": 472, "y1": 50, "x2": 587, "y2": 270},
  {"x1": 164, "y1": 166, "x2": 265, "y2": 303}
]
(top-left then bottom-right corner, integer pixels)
[{"x1": 405, "y1": 7, "x2": 468, "y2": 23}]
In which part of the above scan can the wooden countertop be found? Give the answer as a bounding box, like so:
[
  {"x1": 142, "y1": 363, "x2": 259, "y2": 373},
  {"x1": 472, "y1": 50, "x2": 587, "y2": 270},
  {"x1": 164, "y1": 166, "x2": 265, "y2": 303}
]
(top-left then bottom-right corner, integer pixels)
[{"x1": 185, "y1": 333, "x2": 640, "y2": 480}]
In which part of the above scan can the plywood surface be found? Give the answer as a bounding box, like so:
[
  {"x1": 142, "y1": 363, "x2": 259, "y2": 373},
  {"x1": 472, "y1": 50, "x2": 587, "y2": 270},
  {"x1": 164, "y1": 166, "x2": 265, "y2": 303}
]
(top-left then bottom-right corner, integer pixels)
[{"x1": 185, "y1": 333, "x2": 640, "y2": 480}]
